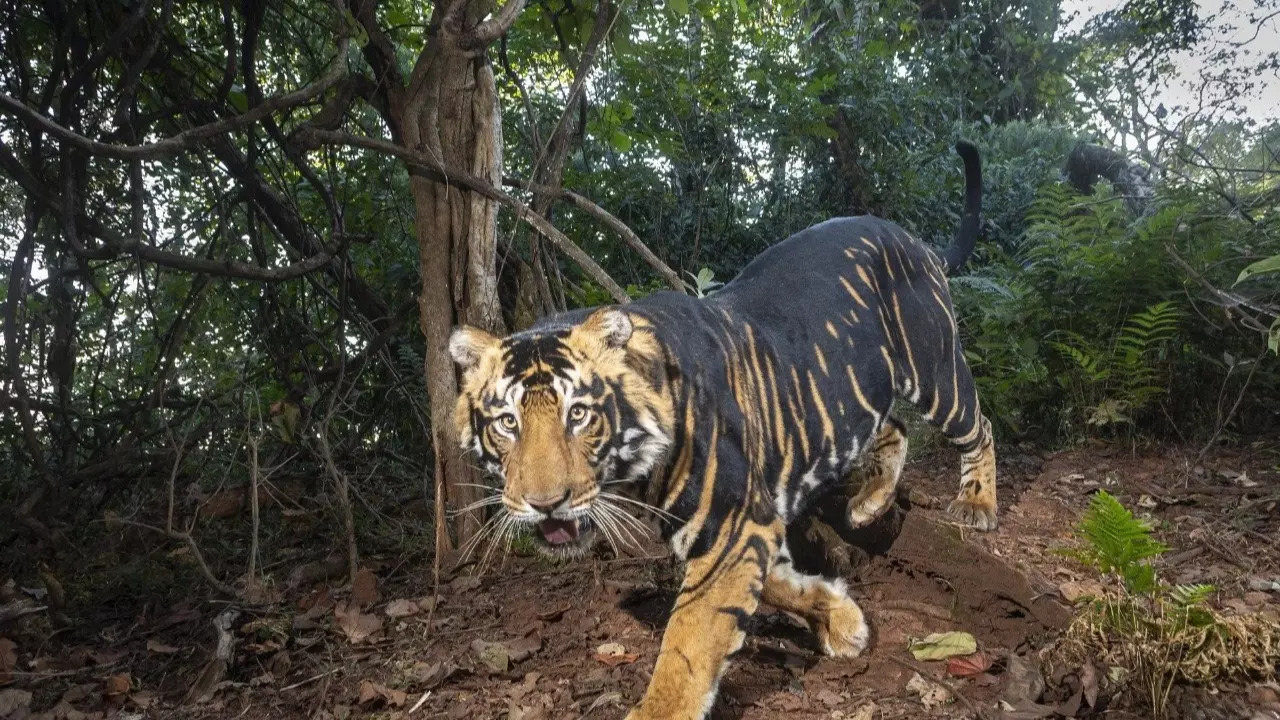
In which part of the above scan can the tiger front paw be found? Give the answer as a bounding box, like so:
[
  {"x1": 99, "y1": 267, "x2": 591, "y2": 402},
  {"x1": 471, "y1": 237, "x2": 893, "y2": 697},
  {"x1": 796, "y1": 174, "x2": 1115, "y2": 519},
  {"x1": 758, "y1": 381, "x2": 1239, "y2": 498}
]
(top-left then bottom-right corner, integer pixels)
[
  {"x1": 816, "y1": 598, "x2": 870, "y2": 658},
  {"x1": 947, "y1": 496, "x2": 998, "y2": 531}
]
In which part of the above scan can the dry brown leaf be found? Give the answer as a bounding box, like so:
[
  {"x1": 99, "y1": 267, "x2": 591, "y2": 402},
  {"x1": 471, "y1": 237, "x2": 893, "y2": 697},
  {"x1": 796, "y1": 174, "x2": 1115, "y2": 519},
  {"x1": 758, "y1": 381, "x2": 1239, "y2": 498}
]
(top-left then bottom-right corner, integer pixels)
[
  {"x1": 0, "y1": 688, "x2": 33, "y2": 717},
  {"x1": 1080, "y1": 660, "x2": 1099, "y2": 707},
  {"x1": 407, "y1": 660, "x2": 460, "y2": 689},
  {"x1": 334, "y1": 601, "x2": 384, "y2": 644},
  {"x1": 146, "y1": 639, "x2": 180, "y2": 655},
  {"x1": 471, "y1": 639, "x2": 510, "y2": 673},
  {"x1": 595, "y1": 642, "x2": 626, "y2": 656},
  {"x1": 130, "y1": 690, "x2": 158, "y2": 709},
  {"x1": 104, "y1": 672, "x2": 132, "y2": 696},
  {"x1": 592, "y1": 642, "x2": 638, "y2": 667},
  {"x1": 946, "y1": 651, "x2": 992, "y2": 678},
  {"x1": 0, "y1": 638, "x2": 15, "y2": 681},
  {"x1": 450, "y1": 576, "x2": 482, "y2": 593},
  {"x1": 351, "y1": 568, "x2": 379, "y2": 608},
  {"x1": 357, "y1": 680, "x2": 407, "y2": 708},
  {"x1": 1058, "y1": 579, "x2": 1107, "y2": 603},
  {"x1": 848, "y1": 702, "x2": 877, "y2": 720},
  {"x1": 536, "y1": 604, "x2": 570, "y2": 622},
  {"x1": 384, "y1": 598, "x2": 420, "y2": 618},
  {"x1": 505, "y1": 635, "x2": 542, "y2": 664}
]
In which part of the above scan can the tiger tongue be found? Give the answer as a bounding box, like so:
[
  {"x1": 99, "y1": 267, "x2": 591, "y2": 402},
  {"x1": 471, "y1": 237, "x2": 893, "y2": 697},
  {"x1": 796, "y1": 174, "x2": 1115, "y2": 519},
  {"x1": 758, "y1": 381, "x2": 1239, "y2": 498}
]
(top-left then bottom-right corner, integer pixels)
[{"x1": 538, "y1": 518, "x2": 579, "y2": 545}]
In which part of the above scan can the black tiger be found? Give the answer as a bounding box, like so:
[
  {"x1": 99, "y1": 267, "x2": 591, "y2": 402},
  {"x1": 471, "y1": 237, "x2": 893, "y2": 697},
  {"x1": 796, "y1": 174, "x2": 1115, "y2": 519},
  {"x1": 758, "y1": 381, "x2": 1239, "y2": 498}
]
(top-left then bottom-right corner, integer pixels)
[{"x1": 448, "y1": 141, "x2": 995, "y2": 720}]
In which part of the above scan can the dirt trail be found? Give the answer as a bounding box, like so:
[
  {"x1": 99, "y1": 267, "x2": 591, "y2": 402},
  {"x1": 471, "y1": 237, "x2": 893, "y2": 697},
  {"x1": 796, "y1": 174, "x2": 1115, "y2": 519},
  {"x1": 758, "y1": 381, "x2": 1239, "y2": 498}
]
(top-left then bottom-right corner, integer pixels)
[{"x1": 2, "y1": 444, "x2": 1278, "y2": 719}]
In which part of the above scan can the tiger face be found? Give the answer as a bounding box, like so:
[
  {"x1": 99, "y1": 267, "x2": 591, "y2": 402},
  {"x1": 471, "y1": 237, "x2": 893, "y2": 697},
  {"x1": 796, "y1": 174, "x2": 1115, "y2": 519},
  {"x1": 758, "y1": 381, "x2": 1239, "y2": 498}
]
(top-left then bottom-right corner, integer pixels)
[{"x1": 448, "y1": 308, "x2": 673, "y2": 558}]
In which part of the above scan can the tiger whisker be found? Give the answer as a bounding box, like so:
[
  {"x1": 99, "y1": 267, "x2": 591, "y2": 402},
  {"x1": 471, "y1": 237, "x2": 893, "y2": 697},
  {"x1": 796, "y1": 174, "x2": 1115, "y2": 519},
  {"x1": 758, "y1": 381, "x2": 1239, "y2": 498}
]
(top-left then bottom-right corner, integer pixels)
[
  {"x1": 476, "y1": 515, "x2": 514, "y2": 574},
  {"x1": 594, "y1": 500, "x2": 647, "y2": 551},
  {"x1": 458, "y1": 510, "x2": 508, "y2": 562},
  {"x1": 599, "y1": 491, "x2": 680, "y2": 522},
  {"x1": 589, "y1": 507, "x2": 622, "y2": 559},
  {"x1": 597, "y1": 497, "x2": 663, "y2": 539},
  {"x1": 449, "y1": 495, "x2": 505, "y2": 517}
]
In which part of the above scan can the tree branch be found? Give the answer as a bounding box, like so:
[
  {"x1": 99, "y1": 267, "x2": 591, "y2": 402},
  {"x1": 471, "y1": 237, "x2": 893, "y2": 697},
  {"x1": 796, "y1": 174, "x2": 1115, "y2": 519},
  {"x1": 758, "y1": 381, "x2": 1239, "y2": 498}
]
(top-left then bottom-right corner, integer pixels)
[
  {"x1": 452, "y1": 0, "x2": 528, "y2": 50},
  {"x1": 0, "y1": 35, "x2": 349, "y2": 160},
  {"x1": 503, "y1": 176, "x2": 687, "y2": 293},
  {"x1": 298, "y1": 128, "x2": 631, "y2": 303}
]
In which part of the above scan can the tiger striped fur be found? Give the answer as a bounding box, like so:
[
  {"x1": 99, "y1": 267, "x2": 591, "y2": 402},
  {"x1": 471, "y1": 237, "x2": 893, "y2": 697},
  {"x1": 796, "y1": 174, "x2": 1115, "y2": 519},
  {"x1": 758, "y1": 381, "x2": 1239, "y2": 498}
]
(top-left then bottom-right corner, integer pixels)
[{"x1": 448, "y1": 141, "x2": 995, "y2": 720}]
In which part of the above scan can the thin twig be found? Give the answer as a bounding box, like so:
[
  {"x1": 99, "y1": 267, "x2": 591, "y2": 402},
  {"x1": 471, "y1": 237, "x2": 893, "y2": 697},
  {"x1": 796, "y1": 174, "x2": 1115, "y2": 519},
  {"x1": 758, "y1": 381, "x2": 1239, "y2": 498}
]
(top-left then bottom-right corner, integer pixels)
[{"x1": 887, "y1": 655, "x2": 987, "y2": 719}]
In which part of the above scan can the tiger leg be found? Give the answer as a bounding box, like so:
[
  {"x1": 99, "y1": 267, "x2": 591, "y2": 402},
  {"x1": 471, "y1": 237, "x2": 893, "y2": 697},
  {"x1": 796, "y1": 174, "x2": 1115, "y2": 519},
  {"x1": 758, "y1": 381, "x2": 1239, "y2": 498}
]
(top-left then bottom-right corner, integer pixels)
[
  {"x1": 762, "y1": 542, "x2": 869, "y2": 657},
  {"x1": 846, "y1": 417, "x2": 908, "y2": 528},
  {"x1": 626, "y1": 519, "x2": 781, "y2": 720},
  {"x1": 946, "y1": 413, "x2": 997, "y2": 530}
]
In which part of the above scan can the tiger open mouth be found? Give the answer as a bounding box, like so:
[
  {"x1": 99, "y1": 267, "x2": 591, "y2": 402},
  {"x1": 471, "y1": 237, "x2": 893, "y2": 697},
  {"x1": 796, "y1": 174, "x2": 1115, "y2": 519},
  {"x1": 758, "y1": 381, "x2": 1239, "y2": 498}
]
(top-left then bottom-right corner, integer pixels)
[{"x1": 533, "y1": 516, "x2": 595, "y2": 555}]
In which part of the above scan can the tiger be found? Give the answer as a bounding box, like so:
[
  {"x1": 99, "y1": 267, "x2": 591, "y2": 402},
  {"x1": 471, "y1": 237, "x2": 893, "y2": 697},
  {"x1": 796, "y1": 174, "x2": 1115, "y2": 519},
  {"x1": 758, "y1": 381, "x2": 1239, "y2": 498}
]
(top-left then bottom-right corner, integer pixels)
[{"x1": 448, "y1": 140, "x2": 995, "y2": 720}]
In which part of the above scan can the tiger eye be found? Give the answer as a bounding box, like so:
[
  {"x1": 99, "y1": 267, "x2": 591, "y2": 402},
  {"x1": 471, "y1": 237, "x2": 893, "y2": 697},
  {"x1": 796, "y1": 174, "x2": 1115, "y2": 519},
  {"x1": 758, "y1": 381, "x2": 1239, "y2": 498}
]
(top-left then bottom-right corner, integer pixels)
[
  {"x1": 496, "y1": 413, "x2": 518, "y2": 431},
  {"x1": 568, "y1": 405, "x2": 589, "y2": 423}
]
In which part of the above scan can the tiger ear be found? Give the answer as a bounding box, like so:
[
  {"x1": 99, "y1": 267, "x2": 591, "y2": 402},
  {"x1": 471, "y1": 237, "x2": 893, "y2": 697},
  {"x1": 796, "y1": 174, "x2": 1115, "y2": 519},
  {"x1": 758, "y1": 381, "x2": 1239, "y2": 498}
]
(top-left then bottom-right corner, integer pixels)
[
  {"x1": 448, "y1": 326, "x2": 499, "y2": 370},
  {"x1": 583, "y1": 308, "x2": 633, "y2": 348}
]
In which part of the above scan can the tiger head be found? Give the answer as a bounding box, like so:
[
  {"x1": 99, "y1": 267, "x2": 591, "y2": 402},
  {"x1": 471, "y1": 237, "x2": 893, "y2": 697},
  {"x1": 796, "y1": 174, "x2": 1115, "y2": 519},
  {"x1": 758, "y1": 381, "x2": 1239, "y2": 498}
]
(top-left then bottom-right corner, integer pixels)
[{"x1": 448, "y1": 308, "x2": 674, "y2": 558}]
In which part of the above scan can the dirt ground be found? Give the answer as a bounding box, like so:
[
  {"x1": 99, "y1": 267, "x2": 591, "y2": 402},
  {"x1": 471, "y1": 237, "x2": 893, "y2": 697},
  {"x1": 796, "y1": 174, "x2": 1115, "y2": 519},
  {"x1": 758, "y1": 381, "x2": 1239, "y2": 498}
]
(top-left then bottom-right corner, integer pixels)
[{"x1": 2, "y1": 441, "x2": 1279, "y2": 720}]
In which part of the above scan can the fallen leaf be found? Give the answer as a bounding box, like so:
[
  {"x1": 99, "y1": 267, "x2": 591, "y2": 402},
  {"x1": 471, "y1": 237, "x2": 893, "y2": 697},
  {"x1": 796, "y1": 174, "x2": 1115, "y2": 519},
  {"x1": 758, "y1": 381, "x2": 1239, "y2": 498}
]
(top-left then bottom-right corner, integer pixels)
[
  {"x1": 350, "y1": 568, "x2": 379, "y2": 608},
  {"x1": 1058, "y1": 579, "x2": 1108, "y2": 603},
  {"x1": 594, "y1": 651, "x2": 639, "y2": 667},
  {"x1": 334, "y1": 601, "x2": 384, "y2": 644},
  {"x1": 595, "y1": 642, "x2": 626, "y2": 656},
  {"x1": 505, "y1": 634, "x2": 542, "y2": 663},
  {"x1": 1244, "y1": 591, "x2": 1272, "y2": 607},
  {"x1": 146, "y1": 639, "x2": 180, "y2": 654},
  {"x1": 847, "y1": 701, "x2": 877, "y2": 720},
  {"x1": 0, "y1": 689, "x2": 32, "y2": 717},
  {"x1": 472, "y1": 639, "x2": 510, "y2": 673},
  {"x1": 816, "y1": 688, "x2": 843, "y2": 707},
  {"x1": 130, "y1": 690, "x2": 158, "y2": 709},
  {"x1": 946, "y1": 651, "x2": 992, "y2": 678},
  {"x1": 908, "y1": 631, "x2": 977, "y2": 661},
  {"x1": 905, "y1": 672, "x2": 951, "y2": 709},
  {"x1": 0, "y1": 638, "x2": 15, "y2": 681},
  {"x1": 536, "y1": 604, "x2": 570, "y2": 622},
  {"x1": 384, "y1": 598, "x2": 420, "y2": 618},
  {"x1": 586, "y1": 692, "x2": 623, "y2": 713},
  {"x1": 1247, "y1": 578, "x2": 1280, "y2": 593},
  {"x1": 357, "y1": 679, "x2": 407, "y2": 707},
  {"x1": 104, "y1": 672, "x2": 132, "y2": 696},
  {"x1": 1003, "y1": 654, "x2": 1046, "y2": 706},
  {"x1": 1055, "y1": 689, "x2": 1083, "y2": 717},
  {"x1": 1080, "y1": 660, "x2": 1099, "y2": 707},
  {"x1": 407, "y1": 660, "x2": 460, "y2": 689},
  {"x1": 450, "y1": 576, "x2": 482, "y2": 593}
]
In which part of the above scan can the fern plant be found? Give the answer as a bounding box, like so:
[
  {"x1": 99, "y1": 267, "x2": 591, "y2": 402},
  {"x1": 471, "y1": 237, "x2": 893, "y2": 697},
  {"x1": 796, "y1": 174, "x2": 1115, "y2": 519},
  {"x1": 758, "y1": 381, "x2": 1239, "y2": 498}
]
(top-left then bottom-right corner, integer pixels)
[
  {"x1": 1069, "y1": 490, "x2": 1167, "y2": 593},
  {"x1": 1052, "y1": 301, "x2": 1181, "y2": 427}
]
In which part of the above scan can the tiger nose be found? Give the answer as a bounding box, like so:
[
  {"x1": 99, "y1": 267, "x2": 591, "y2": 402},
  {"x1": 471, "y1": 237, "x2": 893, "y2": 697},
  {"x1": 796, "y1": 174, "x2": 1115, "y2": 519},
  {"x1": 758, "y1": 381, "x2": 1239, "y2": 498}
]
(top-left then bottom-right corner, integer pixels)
[{"x1": 527, "y1": 490, "x2": 572, "y2": 515}]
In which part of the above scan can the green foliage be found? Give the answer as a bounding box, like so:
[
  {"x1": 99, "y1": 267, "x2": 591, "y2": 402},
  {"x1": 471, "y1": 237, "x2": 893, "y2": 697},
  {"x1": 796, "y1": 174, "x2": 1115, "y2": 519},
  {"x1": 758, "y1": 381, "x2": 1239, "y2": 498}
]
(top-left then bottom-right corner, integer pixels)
[
  {"x1": 953, "y1": 173, "x2": 1280, "y2": 442},
  {"x1": 1052, "y1": 301, "x2": 1181, "y2": 427},
  {"x1": 1060, "y1": 492, "x2": 1280, "y2": 718},
  {"x1": 1069, "y1": 490, "x2": 1167, "y2": 593}
]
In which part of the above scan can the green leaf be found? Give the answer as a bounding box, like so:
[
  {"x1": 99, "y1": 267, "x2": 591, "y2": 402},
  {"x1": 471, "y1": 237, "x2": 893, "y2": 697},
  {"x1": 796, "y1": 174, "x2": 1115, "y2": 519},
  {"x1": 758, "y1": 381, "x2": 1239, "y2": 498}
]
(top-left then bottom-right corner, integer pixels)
[
  {"x1": 609, "y1": 130, "x2": 632, "y2": 153},
  {"x1": 1234, "y1": 253, "x2": 1280, "y2": 285},
  {"x1": 668, "y1": 0, "x2": 689, "y2": 17},
  {"x1": 908, "y1": 631, "x2": 977, "y2": 661},
  {"x1": 227, "y1": 87, "x2": 248, "y2": 113}
]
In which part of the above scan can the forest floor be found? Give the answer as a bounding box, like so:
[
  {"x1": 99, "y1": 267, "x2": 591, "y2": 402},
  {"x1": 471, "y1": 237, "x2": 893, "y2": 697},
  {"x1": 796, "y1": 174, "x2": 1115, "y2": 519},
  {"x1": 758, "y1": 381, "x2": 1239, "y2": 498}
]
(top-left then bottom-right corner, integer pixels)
[{"x1": 2, "y1": 441, "x2": 1279, "y2": 720}]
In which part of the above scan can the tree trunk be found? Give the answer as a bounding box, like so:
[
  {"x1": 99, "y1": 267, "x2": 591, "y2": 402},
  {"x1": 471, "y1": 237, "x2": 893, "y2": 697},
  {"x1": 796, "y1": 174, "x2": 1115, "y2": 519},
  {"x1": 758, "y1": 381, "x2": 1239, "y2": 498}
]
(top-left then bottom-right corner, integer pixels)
[{"x1": 392, "y1": 7, "x2": 507, "y2": 555}]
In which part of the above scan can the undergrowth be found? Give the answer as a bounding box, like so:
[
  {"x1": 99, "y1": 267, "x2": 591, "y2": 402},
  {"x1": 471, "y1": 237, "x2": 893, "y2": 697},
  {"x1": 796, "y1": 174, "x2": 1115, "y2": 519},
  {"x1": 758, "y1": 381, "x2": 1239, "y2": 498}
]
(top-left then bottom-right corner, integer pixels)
[{"x1": 1057, "y1": 491, "x2": 1278, "y2": 717}]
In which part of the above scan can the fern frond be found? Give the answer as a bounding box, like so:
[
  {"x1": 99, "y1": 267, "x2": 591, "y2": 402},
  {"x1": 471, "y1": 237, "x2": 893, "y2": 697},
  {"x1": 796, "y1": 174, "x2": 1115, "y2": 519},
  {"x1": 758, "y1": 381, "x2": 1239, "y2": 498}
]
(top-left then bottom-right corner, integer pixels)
[
  {"x1": 1168, "y1": 583, "x2": 1215, "y2": 608},
  {"x1": 1075, "y1": 490, "x2": 1167, "y2": 594}
]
